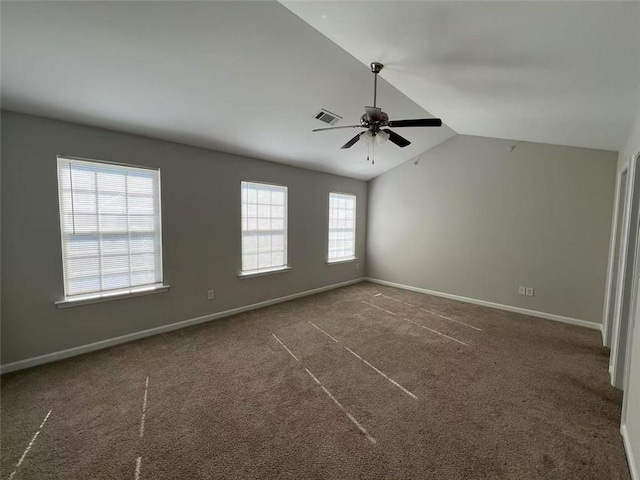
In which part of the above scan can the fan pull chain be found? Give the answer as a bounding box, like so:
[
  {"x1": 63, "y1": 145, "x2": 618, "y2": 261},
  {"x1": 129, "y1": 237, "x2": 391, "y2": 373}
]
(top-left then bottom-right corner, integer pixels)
[{"x1": 366, "y1": 143, "x2": 375, "y2": 165}]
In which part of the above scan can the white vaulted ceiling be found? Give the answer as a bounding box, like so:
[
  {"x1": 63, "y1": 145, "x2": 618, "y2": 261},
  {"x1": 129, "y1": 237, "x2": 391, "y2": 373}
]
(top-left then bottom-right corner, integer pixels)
[
  {"x1": 281, "y1": 1, "x2": 640, "y2": 152},
  {"x1": 2, "y1": 1, "x2": 639, "y2": 181}
]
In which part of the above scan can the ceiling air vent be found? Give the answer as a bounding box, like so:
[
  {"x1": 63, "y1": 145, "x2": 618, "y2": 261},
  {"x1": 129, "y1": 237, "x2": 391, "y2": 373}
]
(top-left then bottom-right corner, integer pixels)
[{"x1": 314, "y1": 109, "x2": 342, "y2": 126}]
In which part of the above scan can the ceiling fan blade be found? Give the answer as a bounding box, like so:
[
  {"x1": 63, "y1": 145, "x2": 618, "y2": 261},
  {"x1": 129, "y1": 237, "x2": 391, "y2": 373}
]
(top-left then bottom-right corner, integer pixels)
[
  {"x1": 383, "y1": 129, "x2": 411, "y2": 148},
  {"x1": 341, "y1": 133, "x2": 362, "y2": 149},
  {"x1": 388, "y1": 118, "x2": 442, "y2": 128},
  {"x1": 312, "y1": 125, "x2": 363, "y2": 132}
]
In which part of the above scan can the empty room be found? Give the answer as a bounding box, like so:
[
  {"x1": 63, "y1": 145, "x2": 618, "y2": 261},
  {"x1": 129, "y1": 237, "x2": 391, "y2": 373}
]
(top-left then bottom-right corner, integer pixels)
[{"x1": 2, "y1": 1, "x2": 640, "y2": 479}]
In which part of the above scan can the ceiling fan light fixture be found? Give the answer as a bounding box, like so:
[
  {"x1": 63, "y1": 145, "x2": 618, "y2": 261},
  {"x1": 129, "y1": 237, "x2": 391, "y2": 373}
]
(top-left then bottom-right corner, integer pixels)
[
  {"x1": 359, "y1": 129, "x2": 389, "y2": 146},
  {"x1": 360, "y1": 130, "x2": 374, "y2": 144},
  {"x1": 376, "y1": 130, "x2": 390, "y2": 145}
]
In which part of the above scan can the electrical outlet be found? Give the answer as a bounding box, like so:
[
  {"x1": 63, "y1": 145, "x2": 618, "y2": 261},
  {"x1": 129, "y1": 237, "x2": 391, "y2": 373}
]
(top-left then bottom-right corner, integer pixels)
[
  {"x1": 518, "y1": 286, "x2": 526, "y2": 295},
  {"x1": 207, "y1": 290, "x2": 215, "y2": 300},
  {"x1": 525, "y1": 287, "x2": 534, "y2": 297}
]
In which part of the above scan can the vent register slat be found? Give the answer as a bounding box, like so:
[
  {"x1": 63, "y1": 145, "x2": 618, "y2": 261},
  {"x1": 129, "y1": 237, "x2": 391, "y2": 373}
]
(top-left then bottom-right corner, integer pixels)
[{"x1": 314, "y1": 109, "x2": 342, "y2": 126}]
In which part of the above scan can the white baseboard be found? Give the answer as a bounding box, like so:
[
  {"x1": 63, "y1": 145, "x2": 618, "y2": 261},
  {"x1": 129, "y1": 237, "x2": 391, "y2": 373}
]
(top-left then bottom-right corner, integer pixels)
[
  {"x1": 622, "y1": 423, "x2": 639, "y2": 480},
  {"x1": 0, "y1": 277, "x2": 366, "y2": 374},
  {"x1": 365, "y1": 277, "x2": 602, "y2": 331}
]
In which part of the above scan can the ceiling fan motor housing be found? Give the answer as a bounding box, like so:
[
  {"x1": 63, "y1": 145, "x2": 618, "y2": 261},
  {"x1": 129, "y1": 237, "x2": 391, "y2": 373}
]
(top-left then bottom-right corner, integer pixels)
[{"x1": 360, "y1": 111, "x2": 389, "y2": 131}]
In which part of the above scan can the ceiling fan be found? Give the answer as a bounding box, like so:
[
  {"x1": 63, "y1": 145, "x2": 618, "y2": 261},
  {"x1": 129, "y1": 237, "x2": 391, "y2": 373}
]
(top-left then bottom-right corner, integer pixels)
[{"x1": 312, "y1": 62, "x2": 442, "y2": 152}]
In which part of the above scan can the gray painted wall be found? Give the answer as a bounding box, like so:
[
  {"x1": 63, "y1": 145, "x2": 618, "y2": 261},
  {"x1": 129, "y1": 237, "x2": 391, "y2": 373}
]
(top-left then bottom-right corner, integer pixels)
[
  {"x1": 367, "y1": 134, "x2": 617, "y2": 324},
  {"x1": 1, "y1": 111, "x2": 366, "y2": 365}
]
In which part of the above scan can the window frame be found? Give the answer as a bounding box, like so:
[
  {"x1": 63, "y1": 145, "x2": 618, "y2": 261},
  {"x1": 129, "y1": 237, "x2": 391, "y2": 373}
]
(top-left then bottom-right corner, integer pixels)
[
  {"x1": 55, "y1": 155, "x2": 168, "y2": 308},
  {"x1": 238, "y1": 180, "x2": 290, "y2": 278},
  {"x1": 327, "y1": 192, "x2": 357, "y2": 264}
]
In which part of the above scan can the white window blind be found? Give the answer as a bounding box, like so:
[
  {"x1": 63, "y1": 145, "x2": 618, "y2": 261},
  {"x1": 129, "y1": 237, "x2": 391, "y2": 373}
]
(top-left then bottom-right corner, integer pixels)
[
  {"x1": 241, "y1": 181, "x2": 287, "y2": 274},
  {"x1": 328, "y1": 192, "x2": 356, "y2": 262},
  {"x1": 57, "y1": 156, "x2": 164, "y2": 300}
]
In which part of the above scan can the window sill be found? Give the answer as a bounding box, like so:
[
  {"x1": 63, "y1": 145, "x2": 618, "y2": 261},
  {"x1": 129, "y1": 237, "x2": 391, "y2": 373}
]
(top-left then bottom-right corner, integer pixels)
[
  {"x1": 55, "y1": 285, "x2": 170, "y2": 309},
  {"x1": 326, "y1": 257, "x2": 358, "y2": 265},
  {"x1": 238, "y1": 266, "x2": 291, "y2": 279}
]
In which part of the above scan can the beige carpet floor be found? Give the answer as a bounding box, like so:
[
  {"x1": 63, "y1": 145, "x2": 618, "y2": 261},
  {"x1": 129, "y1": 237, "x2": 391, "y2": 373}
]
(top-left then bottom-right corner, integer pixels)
[{"x1": 0, "y1": 281, "x2": 631, "y2": 479}]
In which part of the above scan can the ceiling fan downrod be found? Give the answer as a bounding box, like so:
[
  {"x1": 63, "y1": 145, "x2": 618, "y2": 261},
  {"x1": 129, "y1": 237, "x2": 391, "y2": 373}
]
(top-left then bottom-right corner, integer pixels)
[{"x1": 371, "y1": 62, "x2": 383, "y2": 108}]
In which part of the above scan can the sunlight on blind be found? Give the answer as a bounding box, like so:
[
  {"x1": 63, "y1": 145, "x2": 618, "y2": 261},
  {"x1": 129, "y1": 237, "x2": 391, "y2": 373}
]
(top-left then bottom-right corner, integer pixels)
[
  {"x1": 328, "y1": 193, "x2": 356, "y2": 262},
  {"x1": 57, "y1": 157, "x2": 163, "y2": 299},
  {"x1": 241, "y1": 181, "x2": 287, "y2": 274}
]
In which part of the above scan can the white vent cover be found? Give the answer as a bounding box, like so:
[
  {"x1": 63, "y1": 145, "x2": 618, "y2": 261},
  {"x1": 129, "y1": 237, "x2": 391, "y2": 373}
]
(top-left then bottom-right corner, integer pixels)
[{"x1": 314, "y1": 109, "x2": 342, "y2": 126}]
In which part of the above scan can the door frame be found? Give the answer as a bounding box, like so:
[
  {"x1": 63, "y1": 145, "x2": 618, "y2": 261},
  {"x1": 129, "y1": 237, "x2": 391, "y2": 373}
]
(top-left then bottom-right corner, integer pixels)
[
  {"x1": 611, "y1": 152, "x2": 640, "y2": 389},
  {"x1": 622, "y1": 151, "x2": 640, "y2": 426},
  {"x1": 603, "y1": 168, "x2": 629, "y2": 347}
]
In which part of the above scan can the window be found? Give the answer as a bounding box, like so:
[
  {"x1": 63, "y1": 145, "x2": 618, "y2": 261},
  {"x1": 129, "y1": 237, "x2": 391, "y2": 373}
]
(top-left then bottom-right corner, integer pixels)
[
  {"x1": 57, "y1": 156, "x2": 164, "y2": 303},
  {"x1": 241, "y1": 181, "x2": 288, "y2": 275},
  {"x1": 328, "y1": 192, "x2": 356, "y2": 262}
]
